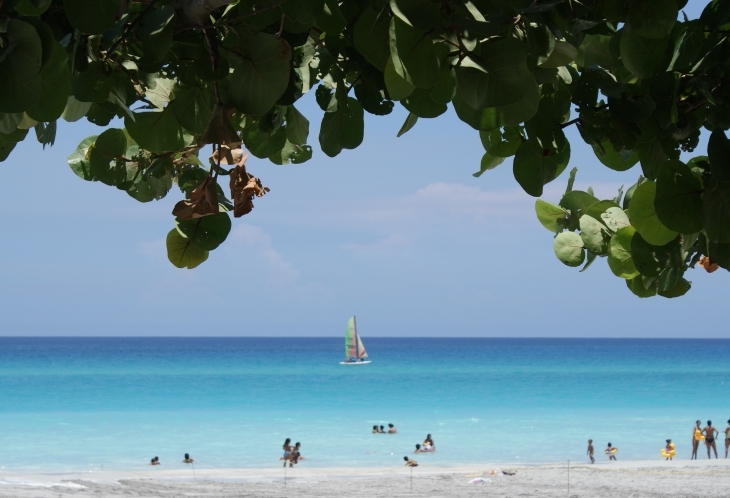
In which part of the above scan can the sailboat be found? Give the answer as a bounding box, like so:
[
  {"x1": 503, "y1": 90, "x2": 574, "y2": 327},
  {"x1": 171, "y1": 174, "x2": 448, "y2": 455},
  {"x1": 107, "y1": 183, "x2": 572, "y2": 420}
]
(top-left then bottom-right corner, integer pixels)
[{"x1": 339, "y1": 316, "x2": 371, "y2": 365}]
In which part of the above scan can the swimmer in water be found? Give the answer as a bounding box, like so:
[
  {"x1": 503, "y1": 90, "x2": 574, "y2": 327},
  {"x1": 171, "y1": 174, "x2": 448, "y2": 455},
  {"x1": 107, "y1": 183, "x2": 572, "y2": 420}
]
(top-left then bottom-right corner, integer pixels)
[
  {"x1": 150, "y1": 456, "x2": 160, "y2": 465},
  {"x1": 372, "y1": 425, "x2": 379, "y2": 433},
  {"x1": 422, "y1": 434, "x2": 435, "y2": 451},
  {"x1": 587, "y1": 440, "x2": 594, "y2": 464},
  {"x1": 378, "y1": 425, "x2": 386, "y2": 433},
  {"x1": 404, "y1": 456, "x2": 418, "y2": 467},
  {"x1": 414, "y1": 444, "x2": 422, "y2": 454},
  {"x1": 282, "y1": 438, "x2": 292, "y2": 468},
  {"x1": 725, "y1": 420, "x2": 730, "y2": 458},
  {"x1": 183, "y1": 453, "x2": 194, "y2": 463},
  {"x1": 388, "y1": 423, "x2": 397, "y2": 434}
]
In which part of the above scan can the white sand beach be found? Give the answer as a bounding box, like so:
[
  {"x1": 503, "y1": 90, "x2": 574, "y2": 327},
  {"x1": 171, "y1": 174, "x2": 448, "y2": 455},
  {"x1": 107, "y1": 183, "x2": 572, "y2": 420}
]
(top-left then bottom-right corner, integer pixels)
[{"x1": 2, "y1": 460, "x2": 730, "y2": 497}]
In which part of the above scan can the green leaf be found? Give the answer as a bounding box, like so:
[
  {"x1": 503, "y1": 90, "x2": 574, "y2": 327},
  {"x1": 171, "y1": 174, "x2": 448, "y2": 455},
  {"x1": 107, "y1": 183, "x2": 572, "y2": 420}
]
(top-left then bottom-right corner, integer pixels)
[
  {"x1": 61, "y1": 96, "x2": 92, "y2": 123},
  {"x1": 619, "y1": 30, "x2": 670, "y2": 80},
  {"x1": 628, "y1": 181, "x2": 678, "y2": 246},
  {"x1": 655, "y1": 159, "x2": 703, "y2": 233},
  {"x1": 513, "y1": 139, "x2": 570, "y2": 197},
  {"x1": 538, "y1": 41, "x2": 578, "y2": 69},
  {"x1": 526, "y1": 22, "x2": 555, "y2": 66},
  {"x1": 0, "y1": 112, "x2": 23, "y2": 134},
  {"x1": 397, "y1": 112, "x2": 418, "y2": 137},
  {"x1": 170, "y1": 83, "x2": 214, "y2": 135},
  {"x1": 72, "y1": 62, "x2": 114, "y2": 103},
  {"x1": 456, "y1": 38, "x2": 537, "y2": 108},
  {"x1": 389, "y1": 17, "x2": 439, "y2": 89},
  {"x1": 14, "y1": 0, "x2": 52, "y2": 15},
  {"x1": 453, "y1": 84, "x2": 539, "y2": 131},
  {"x1": 553, "y1": 231, "x2": 585, "y2": 267},
  {"x1": 127, "y1": 168, "x2": 173, "y2": 202},
  {"x1": 608, "y1": 226, "x2": 640, "y2": 278},
  {"x1": 703, "y1": 177, "x2": 730, "y2": 243},
  {"x1": 166, "y1": 228, "x2": 208, "y2": 269},
  {"x1": 25, "y1": 43, "x2": 71, "y2": 122},
  {"x1": 0, "y1": 138, "x2": 17, "y2": 162},
  {"x1": 473, "y1": 153, "x2": 505, "y2": 178},
  {"x1": 630, "y1": 232, "x2": 667, "y2": 277},
  {"x1": 317, "y1": 0, "x2": 348, "y2": 34},
  {"x1": 384, "y1": 55, "x2": 416, "y2": 100},
  {"x1": 667, "y1": 24, "x2": 704, "y2": 71},
  {"x1": 136, "y1": 5, "x2": 176, "y2": 41},
  {"x1": 0, "y1": 19, "x2": 42, "y2": 113},
  {"x1": 658, "y1": 277, "x2": 691, "y2": 298},
  {"x1": 535, "y1": 199, "x2": 567, "y2": 233},
  {"x1": 601, "y1": 207, "x2": 631, "y2": 232},
  {"x1": 353, "y1": 7, "x2": 391, "y2": 71},
  {"x1": 626, "y1": 275, "x2": 657, "y2": 298},
  {"x1": 67, "y1": 135, "x2": 97, "y2": 181},
  {"x1": 124, "y1": 109, "x2": 191, "y2": 153},
  {"x1": 430, "y1": 61, "x2": 456, "y2": 104},
  {"x1": 401, "y1": 88, "x2": 447, "y2": 118},
  {"x1": 580, "y1": 214, "x2": 609, "y2": 255},
  {"x1": 228, "y1": 33, "x2": 292, "y2": 116},
  {"x1": 89, "y1": 128, "x2": 126, "y2": 185},
  {"x1": 390, "y1": 0, "x2": 441, "y2": 30},
  {"x1": 591, "y1": 139, "x2": 639, "y2": 171},
  {"x1": 637, "y1": 141, "x2": 669, "y2": 180},
  {"x1": 286, "y1": 105, "x2": 309, "y2": 145},
  {"x1": 175, "y1": 213, "x2": 232, "y2": 251},
  {"x1": 480, "y1": 127, "x2": 523, "y2": 157},
  {"x1": 269, "y1": 140, "x2": 313, "y2": 164},
  {"x1": 319, "y1": 98, "x2": 364, "y2": 157},
  {"x1": 626, "y1": 0, "x2": 677, "y2": 39},
  {"x1": 576, "y1": 35, "x2": 613, "y2": 68},
  {"x1": 63, "y1": 0, "x2": 121, "y2": 35},
  {"x1": 708, "y1": 130, "x2": 730, "y2": 181}
]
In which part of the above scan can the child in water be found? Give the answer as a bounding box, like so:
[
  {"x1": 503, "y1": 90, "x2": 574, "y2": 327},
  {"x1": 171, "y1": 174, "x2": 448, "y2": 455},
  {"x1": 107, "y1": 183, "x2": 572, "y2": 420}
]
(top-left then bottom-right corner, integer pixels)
[
  {"x1": 663, "y1": 439, "x2": 675, "y2": 460},
  {"x1": 587, "y1": 440, "x2": 595, "y2": 464},
  {"x1": 404, "y1": 456, "x2": 418, "y2": 467},
  {"x1": 605, "y1": 443, "x2": 617, "y2": 461}
]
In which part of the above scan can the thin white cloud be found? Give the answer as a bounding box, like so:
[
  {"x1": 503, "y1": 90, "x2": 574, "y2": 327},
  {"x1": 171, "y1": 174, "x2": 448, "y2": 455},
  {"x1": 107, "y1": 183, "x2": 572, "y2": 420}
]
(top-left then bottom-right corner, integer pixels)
[
  {"x1": 342, "y1": 234, "x2": 410, "y2": 256},
  {"x1": 228, "y1": 224, "x2": 300, "y2": 285}
]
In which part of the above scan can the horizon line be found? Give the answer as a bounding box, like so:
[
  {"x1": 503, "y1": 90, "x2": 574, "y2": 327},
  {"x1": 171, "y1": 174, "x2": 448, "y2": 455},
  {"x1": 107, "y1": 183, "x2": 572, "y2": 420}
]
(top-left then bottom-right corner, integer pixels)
[{"x1": 0, "y1": 336, "x2": 729, "y2": 340}]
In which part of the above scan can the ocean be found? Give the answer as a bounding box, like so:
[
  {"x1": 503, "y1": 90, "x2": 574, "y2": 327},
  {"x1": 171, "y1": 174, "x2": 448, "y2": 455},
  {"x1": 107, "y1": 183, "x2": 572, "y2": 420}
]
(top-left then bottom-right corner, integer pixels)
[{"x1": 0, "y1": 337, "x2": 728, "y2": 472}]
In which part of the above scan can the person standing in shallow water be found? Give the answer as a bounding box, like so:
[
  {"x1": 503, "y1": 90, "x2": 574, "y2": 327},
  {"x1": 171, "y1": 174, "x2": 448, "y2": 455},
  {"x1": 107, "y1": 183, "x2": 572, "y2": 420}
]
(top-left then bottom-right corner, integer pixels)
[
  {"x1": 692, "y1": 420, "x2": 703, "y2": 460},
  {"x1": 703, "y1": 420, "x2": 719, "y2": 459},
  {"x1": 724, "y1": 420, "x2": 730, "y2": 458},
  {"x1": 605, "y1": 443, "x2": 617, "y2": 461},
  {"x1": 388, "y1": 423, "x2": 397, "y2": 434},
  {"x1": 587, "y1": 440, "x2": 595, "y2": 464}
]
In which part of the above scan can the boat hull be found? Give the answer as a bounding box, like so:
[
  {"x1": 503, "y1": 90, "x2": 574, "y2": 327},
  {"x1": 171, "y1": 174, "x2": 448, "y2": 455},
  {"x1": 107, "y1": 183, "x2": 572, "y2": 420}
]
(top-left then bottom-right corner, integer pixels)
[{"x1": 339, "y1": 360, "x2": 372, "y2": 365}]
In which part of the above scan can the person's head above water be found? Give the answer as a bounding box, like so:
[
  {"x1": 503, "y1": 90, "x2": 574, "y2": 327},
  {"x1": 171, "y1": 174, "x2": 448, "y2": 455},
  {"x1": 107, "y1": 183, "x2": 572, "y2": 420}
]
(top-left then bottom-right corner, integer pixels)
[
  {"x1": 389, "y1": 424, "x2": 394, "y2": 428},
  {"x1": 588, "y1": 439, "x2": 592, "y2": 444},
  {"x1": 416, "y1": 444, "x2": 421, "y2": 449},
  {"x1": 666, "y1": 439, "x2": 671, "y2": 443},
  {"x1": 697, "y1": 420, "x2": 702, "y2": 425},
  {"x1": 380, "y1": 425, "x2": 384, "y2": 430},
  {"x1": 373, "y1": 425, "x2": 377, "y2": 430},
  {"x1": 708, "y1": 420, "x2": 712, "y2": 426},
  {"x1": 607, "y1": 443, "x2": 612, "y2": 447},
  {"x1": 184, "y1": 453, "x2": 190, "y2": 460},
  {"x1": 284, "y1": 438, "x2": 291, "y2": 446},
  {"x1": 403, "y1": 456, "x2": 409, "y2": 462}
]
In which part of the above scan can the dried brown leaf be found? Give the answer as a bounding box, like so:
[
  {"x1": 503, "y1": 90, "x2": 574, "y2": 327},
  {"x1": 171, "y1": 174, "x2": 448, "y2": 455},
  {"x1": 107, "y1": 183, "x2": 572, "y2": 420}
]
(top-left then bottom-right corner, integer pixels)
[
  {"x1": 229, "y1": 162, "x2": 269, "y2": 218},
  {"x1": 699, "y1": 255, "x2": 719, "y2": 273},
  {"x1": 172, "y1": 175, "x2": 220, "y2": 220},
  {"x1": 201, "y1": 105, "x2": 242, "y2": 146}
]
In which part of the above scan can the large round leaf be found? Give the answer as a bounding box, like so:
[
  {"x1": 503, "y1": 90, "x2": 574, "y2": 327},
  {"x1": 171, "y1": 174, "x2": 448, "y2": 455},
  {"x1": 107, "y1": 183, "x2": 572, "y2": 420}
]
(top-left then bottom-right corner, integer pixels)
[
  {"x1": 513, "y1": 139, "x2": 570, "y2": 197},
  {"x1": 401, "y1": 88, "x2": 447, "y2": 118},
  {"x1": 655, "y1": 159, "x2": 703, "y2": 233},
  {"x1": 608, "y1": 226, "x2": 639, "y2": 279},
  {"x1": 591, "y1": 139, "x2": 639, "y2": 171},
  {"x1": 626, "y1": 275, "x2": 657, "y2": 298},
  {"x1": 61, "y1": 96, "x2": 92, "y2": 122},
  {"x1": 535, "y1": 200, "x2": 568, "y2": 232},
  {"x1": 124, "y1": 108, "x2": 191, "y2": 153},
  {"x1": 627, "y1": 0, "x2": 677, "y2": 39},
  {"x1": 601, "y1": 207, "x2": 631, "y2": 233},
  {"x1": 480, "y1": 127, "x2": 523, "y2": 158},
  {"x1": 473, "y1": 153, "x2": 505, "y2": 178},
  {"x1": 630, "y1": 232, "x2": 667, "y2": 277},
  {"x1": 453, "y1": 85, "x2": 539, "y2": 132},
  {"x1": 658, "y1": 277, "x2": 691, "y2": 298},
  {"x1": 553, "y1": 231, "x2": 585, "y2": 267},
  {"x1": 67, "y1": 135, "x2": 98, "y2": 181},
  {"x1": 628, "y1": 181, "x2": 678, "y2": 245},
  {"x1": 319, "y1": 98, "x2": 364, "y2": 157},
  {"x1": 89, "y1": 128, "x2": 127, "y2": 186},
  {"x1": 175, "y1": 213, "x2": 232, "y2": 251},
  {"x1": 72, "y1": 62, "x2": 114, "y2": 103},
  {"x1": 619, "y1": 30, "x2": 670, "y2": 80},
  {"x1": 456, "y1": 38, "x2": 538, "y2": 109},
  {"x1": 579, "y1": 214, "x2": 609, "y2": 255},
  {"x1": 170, "y1": 83, "x2": 214, "y2": 135},
  {"x1": 384, "y1": 56, "x2": 416, "y2": 101},
  {"x1": 353, "y1": 7, "x2": 391, "y2": 71},
  {"x1": 166, "y1": 229, "x2": 209, "y2": 269},
  {"x1": 64, "y1": 0, "x2": 121, "y2": 34},
  {"x1": 228, "y1": 33, "x2": 291, "y2": 116},
  {"x1": 26, "y1": 43, "x2": 71, "y2": 122},
  {"x1": 0, "y1": 19, "x2": 42, "y2": 113},
  {"x1": 389, "y1": 17, "x2": 439, "y2": 89},
  {"x1": 127, "y1": 169, "x2": 173, "y2": 202}
]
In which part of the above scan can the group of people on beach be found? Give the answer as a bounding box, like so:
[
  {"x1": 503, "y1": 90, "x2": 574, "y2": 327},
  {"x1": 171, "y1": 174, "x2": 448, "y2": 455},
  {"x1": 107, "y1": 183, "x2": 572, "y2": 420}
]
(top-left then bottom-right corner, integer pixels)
[
  {"x1": 371, "y1": 424, "x2": 397, "y2": 434},
  {"x1": 281, "y1": 438, "x2": 303, "y2": 467},
  {"x1": 691, "y1": 420, "x2": 730, "y2": 460},
  {"x1": 585, "y1": 419, "x2": 730, "y2": 463}
]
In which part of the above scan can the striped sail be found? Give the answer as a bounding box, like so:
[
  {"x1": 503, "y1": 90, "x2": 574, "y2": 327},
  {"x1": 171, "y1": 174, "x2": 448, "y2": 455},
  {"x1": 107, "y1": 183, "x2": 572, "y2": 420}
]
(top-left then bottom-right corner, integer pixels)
[{"x1": 345, "y1": 316, "x2": 368, "y2": 359}]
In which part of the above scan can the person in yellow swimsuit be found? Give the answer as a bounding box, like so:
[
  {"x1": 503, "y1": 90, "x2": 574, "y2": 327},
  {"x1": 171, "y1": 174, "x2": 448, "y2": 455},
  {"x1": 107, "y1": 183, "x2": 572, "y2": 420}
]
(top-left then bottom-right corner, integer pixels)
[
  {"x1": 605, "y1": 442, "x2": 617, "y2": 461},
  {"x1": 662, "y1": 439, "x2": 675, "y2": 460},
  {"x1": 692, "y1": 420, "x2": 704, "y2": 460}
]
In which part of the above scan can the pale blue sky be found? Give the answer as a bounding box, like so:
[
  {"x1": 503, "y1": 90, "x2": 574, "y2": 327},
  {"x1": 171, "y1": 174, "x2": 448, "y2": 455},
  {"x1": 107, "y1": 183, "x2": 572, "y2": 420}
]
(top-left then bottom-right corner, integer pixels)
[{"x1": 1, "y1": 0, "x2": 723, "y2": 338}]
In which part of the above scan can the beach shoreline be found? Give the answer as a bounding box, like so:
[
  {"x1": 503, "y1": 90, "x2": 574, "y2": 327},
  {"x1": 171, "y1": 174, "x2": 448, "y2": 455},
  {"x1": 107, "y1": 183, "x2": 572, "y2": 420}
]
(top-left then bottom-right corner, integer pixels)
[{"x1": 2, "y1": 460, "x2": 730, "y2": 497}]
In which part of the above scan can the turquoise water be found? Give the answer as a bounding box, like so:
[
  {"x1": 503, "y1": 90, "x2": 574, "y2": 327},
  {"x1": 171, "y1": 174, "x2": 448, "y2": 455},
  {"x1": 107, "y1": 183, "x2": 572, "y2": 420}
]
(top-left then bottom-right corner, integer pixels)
[{"x1": 1, "y1": 338, "x2": 729, "y2": 472}]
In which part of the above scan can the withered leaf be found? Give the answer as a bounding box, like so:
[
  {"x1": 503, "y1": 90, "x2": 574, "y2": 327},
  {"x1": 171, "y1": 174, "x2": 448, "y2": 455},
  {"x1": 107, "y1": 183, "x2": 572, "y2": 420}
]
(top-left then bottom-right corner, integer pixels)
[
  {"x1": 172, "y1": 175, "x2": 220, "y2": 219},
  {"x1": 211, "y1": 145, "x2": 244, "y2": 165},
  {"x1": 229, "y1": 155, "x2": 269, "y2": 218}
]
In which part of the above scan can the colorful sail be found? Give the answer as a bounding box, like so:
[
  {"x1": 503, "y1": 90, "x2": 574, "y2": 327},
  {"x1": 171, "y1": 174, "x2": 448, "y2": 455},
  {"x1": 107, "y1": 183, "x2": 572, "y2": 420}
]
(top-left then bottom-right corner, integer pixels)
[
  {"x1": 345, "y1": 317, "x2": 358, "y2": 358},
  {"x1": 357, "y1": 333, "x2": 368, "y2": 359}
]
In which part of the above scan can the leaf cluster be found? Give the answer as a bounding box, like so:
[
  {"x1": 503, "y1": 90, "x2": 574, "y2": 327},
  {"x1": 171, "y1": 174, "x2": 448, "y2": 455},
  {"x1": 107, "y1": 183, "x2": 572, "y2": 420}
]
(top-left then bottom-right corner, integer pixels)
[{"x1": 1, "y1": 0, "x2": 729, "y2": 294}]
